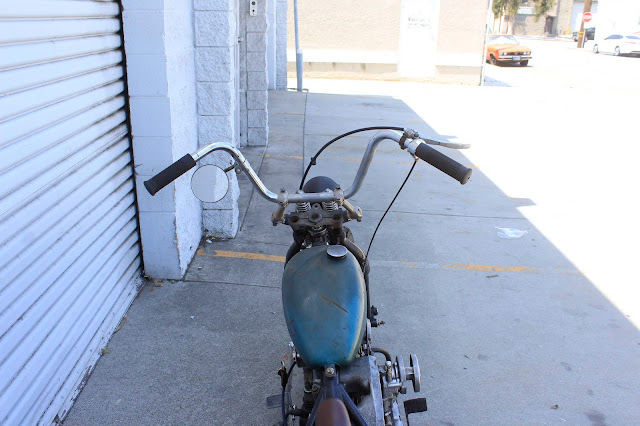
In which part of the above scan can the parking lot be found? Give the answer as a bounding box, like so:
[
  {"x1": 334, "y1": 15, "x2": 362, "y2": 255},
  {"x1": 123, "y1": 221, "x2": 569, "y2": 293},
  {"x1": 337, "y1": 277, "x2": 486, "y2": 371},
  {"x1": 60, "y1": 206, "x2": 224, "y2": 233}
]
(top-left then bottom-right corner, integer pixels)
[{"x1": 484, "y1": 37, "x2": 640, "y2": 91}]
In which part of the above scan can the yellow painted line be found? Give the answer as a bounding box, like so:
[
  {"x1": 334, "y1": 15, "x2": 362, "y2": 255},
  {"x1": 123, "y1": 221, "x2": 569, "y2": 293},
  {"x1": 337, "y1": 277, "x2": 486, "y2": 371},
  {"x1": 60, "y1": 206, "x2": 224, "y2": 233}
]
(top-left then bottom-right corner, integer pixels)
[
  {"x1": 443, "y1": 264, "x2": 540, "y2": 273},
  {"x1": 401, "y1": 261, "x2": 419, "y2": 269},
  {"x1": 197, "y1": 248, "x2": 285, "y2": 263},
  {"x1": 264, "y1": 153, "x2": 304, "y2": 160},
  {"x1": 552, "y1": 267, "x2": 585, "y2": 275},
  {"x1": 196, "y1": 249, "x2": 578, "y2": 275}
]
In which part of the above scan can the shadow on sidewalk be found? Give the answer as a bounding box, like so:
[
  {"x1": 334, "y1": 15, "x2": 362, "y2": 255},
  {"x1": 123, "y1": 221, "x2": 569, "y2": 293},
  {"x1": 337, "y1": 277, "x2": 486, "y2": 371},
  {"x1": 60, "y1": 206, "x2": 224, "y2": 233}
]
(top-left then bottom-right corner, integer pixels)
[{"x1": 65, "y1": 88, "x2": 640, "y2": 426}]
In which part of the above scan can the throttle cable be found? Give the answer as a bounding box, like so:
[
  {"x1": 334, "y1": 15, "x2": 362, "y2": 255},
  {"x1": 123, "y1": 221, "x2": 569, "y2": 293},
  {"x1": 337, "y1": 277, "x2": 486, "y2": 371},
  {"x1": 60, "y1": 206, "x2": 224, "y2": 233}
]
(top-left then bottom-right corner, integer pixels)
[
  {"x1": 299, "y1": 126, "x2": 419, "y2": 259},
  {"x1": 299, "y1": 126, "x2": 404, "y2": 190},
  {"x1": 366, "y1": 158, "x2": 418, "y2": 259}
]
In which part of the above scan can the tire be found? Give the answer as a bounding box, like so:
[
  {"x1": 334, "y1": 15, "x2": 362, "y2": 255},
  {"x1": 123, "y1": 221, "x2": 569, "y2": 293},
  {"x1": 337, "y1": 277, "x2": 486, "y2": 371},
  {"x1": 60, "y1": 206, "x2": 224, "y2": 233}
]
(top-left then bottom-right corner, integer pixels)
[
  {"x1": 593, "y1": 44, "x2": 599, "y2": 54},
  {"x1": 490, "y1": 55, "x2": 498, "y2": 65},
  {"x1": 614, "y1": 46, "x2": 620, "y2": 56},
  {"x1": 520, "y1": 60, "x2": 528, "y2": 66}
]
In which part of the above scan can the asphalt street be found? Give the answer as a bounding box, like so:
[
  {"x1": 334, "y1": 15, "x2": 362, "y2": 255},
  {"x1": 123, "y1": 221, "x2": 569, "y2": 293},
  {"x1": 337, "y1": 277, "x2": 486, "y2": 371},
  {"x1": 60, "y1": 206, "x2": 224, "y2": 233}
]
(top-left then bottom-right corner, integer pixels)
[{"x1": 484, "y1": 37, "x2": 640, "y2": 91}]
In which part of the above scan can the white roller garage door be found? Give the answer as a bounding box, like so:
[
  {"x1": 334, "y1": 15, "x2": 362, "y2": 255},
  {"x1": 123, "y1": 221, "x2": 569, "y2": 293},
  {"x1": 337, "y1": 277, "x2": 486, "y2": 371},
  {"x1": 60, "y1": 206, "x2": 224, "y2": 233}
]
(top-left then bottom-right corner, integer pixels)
[{"x1": 0, "y1": 2, "x2": 142, "y2": 424}]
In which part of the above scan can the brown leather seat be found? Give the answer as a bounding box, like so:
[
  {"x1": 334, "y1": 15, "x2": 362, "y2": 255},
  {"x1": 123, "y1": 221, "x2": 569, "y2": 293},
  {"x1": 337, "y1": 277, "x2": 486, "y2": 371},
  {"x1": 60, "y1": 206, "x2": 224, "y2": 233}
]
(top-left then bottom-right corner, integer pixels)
[{"x1": 316, "y1": 397, "x2": 352, "y2": 426}]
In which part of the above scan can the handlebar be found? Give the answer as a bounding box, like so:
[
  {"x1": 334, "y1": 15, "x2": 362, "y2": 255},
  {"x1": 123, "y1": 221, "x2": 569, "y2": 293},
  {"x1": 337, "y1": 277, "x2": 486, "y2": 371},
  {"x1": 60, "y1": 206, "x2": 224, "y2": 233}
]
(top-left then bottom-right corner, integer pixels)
[
  {"x1": 143, "y1": 154, "x2": 196, "y2": 196},
  {"x1": 407, "y1": 140, "x2": 472, "y2": 185},
  {"x1": 143, "y1": 129, "x2": 471, "y2": 205}
]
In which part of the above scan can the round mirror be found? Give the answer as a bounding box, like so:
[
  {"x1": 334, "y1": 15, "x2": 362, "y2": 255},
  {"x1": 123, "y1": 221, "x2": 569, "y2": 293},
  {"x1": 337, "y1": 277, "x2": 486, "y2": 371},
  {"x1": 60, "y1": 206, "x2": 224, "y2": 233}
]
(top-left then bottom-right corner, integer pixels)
[{"x1": 190, "y1": 165, "x2": 229, "y2": 203}]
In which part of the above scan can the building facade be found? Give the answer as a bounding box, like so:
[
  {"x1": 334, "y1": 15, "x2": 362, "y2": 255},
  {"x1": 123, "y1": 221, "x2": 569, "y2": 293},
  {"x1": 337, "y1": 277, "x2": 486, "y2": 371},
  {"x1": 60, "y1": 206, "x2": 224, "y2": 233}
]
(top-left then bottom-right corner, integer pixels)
[
  {"x1": 511, "y1": 0, "x2": 572, "y2": 36},
  {"x1": 594, "y1": 0, "x2": 640, "y2": 39},
  {"x1": 287, "y1": 0, "x2": 490, "y2": 85},
  {"x1": 510, "y1": 0, "x2": 599, "y2": 37},
  {"x1": 0, "y1": 0, "x2": 285, "y2": 423}
]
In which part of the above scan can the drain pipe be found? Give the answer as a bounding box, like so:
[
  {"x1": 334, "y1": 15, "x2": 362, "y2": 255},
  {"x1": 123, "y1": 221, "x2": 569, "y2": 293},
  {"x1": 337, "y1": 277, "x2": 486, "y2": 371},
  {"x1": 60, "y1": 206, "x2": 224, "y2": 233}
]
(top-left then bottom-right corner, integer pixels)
[{"x1": 294, "y1": 0, "x2": 303, "y2": 91}]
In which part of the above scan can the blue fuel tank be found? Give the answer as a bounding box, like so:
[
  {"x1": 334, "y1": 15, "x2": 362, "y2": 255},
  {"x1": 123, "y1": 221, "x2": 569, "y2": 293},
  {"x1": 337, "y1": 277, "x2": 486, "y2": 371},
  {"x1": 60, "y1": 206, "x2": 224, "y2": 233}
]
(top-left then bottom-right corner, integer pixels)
[{"x1": 282, "y1": 245, "x2": 367, "y2": 368}]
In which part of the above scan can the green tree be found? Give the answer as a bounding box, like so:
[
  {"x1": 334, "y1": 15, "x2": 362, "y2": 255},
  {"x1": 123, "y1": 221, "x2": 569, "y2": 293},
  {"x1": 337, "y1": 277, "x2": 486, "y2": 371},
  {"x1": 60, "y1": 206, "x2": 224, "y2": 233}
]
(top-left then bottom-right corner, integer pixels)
[
  {"x1": 492, "y1": 0, "x2": 507, "y2": 20},
  {"x1": 533, "y1": 0, "x2": 555, "y2": 21},
  {"x1": 492, "y1": 0, "x2": 520, "y2": 20}
]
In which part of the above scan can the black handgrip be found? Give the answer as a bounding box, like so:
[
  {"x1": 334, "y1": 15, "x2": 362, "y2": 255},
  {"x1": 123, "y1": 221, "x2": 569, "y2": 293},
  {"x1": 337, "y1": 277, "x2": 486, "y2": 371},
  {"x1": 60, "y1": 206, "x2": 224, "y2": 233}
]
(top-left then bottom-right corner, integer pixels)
[
  {"x1": 143, "y1": 154, "x2": 197, "y2": 195},
  {"x1": 414, "y1": 143, "x2": 472, "y2": 185}
]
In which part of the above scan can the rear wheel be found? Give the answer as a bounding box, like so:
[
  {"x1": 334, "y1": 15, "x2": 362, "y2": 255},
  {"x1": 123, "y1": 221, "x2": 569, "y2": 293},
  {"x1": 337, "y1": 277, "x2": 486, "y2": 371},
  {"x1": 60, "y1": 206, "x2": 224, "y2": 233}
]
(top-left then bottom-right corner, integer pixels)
[
  {"x1": 614, "y1": 46, "x2": 621, "y2": 56},
  {"x1": 593, "y1": 44, "x2": 599, "y2": 53},
  {"x1": 490, "y1": 55, "x2": 498, "y2": 65},
  {"x1": 520, "y1": 60, "x2": 529, "y2": 66}
]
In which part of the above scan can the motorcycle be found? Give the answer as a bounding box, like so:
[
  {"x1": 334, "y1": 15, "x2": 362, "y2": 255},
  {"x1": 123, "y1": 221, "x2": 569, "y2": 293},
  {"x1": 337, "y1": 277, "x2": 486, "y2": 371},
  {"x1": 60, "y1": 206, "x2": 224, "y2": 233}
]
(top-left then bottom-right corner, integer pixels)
[{"x1": 144, "y1": 128, "x2": 472, "y2": 425}]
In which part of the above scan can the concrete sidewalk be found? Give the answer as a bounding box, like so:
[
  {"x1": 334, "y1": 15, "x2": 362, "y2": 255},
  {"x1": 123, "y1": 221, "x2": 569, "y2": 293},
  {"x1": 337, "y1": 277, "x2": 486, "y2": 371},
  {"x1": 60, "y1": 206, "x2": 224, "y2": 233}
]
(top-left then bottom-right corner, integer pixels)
[{"x1": 65, "y1": 83, "x2": 640, "y2": 425}]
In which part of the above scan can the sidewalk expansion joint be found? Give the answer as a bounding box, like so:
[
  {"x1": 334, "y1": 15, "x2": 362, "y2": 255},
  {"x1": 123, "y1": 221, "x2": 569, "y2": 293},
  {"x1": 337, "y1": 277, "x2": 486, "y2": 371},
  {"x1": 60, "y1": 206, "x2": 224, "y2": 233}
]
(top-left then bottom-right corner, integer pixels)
[
  {"x1": 181, "y1": 279, "x2": 280, "y2": 289},
  {"x1": 239, "y1": 144, "x2": 269, "y2": 232}
]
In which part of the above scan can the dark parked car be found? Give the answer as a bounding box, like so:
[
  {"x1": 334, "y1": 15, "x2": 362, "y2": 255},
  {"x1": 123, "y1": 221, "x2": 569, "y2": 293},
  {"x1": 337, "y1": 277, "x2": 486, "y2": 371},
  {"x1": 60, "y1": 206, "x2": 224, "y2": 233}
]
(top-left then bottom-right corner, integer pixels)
[{"x1": 573, "y1": 27, "x2": 595, "y2": 41}]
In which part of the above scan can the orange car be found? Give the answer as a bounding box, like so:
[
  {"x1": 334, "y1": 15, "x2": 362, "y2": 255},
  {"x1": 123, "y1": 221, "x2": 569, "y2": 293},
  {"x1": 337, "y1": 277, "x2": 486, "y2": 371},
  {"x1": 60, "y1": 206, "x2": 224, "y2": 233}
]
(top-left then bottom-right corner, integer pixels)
[{"x1": 486, "y1": 34, "x2": 532, "y2": 66}]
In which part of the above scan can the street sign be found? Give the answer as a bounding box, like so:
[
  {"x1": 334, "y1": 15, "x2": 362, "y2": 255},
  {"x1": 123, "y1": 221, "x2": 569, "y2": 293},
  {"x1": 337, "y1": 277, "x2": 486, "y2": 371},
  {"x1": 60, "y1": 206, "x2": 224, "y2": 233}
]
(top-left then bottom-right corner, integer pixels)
[{"x1": 583, "y1": 12, "x2": 593, "y2": 23}]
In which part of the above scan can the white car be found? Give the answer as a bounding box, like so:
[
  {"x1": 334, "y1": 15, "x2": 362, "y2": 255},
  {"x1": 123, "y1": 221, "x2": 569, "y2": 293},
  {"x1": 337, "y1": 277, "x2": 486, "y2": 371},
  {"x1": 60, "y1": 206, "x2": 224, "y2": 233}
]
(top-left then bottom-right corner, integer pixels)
[{"x1": 593, "y1": 34, "x2": 640, "y2": 56}]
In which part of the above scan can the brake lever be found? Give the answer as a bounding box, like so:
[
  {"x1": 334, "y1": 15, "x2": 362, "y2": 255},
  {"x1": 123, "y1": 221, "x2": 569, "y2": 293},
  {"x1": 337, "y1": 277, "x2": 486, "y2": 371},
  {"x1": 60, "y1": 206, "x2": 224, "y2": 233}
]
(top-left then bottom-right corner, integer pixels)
[{"x1": 420, "y1": 137, "x2": 471, "y2": 150}]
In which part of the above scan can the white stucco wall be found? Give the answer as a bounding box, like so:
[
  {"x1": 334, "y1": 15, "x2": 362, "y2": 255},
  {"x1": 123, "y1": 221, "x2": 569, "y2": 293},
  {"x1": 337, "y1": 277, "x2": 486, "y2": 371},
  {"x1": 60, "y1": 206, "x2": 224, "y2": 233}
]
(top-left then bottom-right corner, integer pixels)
[
  {"x1": 266, "y1": 0, "x2": 277, "y2": 89},
  {"x1": 276, "y1": 0, "x2": 288, "y2": 89},
  {"x1": 194, "y1": 0, "x2": 241, "y2": 238},
  {"x1": 126, "y1": 0, "x2": 277, "y2": 276},
  {"x1": 123, "y1": 0, "x2": 201, "y2": 279},
  {"x1": 243, "y1": 0, "x2": 270, "y2": 146},
  {"x1": 285, "y1": 0, "x2": 487, "y2": 84}
]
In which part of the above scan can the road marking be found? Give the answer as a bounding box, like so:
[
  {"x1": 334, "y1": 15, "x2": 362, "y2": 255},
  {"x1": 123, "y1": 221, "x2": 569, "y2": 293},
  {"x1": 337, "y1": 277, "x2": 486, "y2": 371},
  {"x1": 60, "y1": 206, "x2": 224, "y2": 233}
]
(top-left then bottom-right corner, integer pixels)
[
  {"x1": 443, "y1": 264, "x2": 540, "y2": 273},
  {"x1": 264, "y1": 153, "x2": 304, "y2": 160},
  {"x1": 196, "y1": 249, "x2": 581, "y2": 275},
  {"x1": 197, "y1": 248, "x2": 286, "y2": 263}
]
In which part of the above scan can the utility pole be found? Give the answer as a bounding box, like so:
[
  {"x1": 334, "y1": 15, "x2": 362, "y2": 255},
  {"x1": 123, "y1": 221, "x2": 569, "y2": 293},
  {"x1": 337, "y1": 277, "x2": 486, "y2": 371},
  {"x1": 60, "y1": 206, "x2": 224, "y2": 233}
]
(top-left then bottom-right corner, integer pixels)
[{"x1": 576, "y1": 0, "x2": 593, "y2": 48}]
